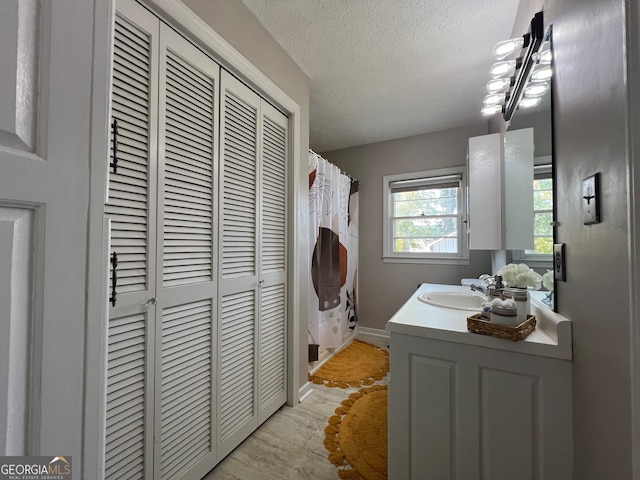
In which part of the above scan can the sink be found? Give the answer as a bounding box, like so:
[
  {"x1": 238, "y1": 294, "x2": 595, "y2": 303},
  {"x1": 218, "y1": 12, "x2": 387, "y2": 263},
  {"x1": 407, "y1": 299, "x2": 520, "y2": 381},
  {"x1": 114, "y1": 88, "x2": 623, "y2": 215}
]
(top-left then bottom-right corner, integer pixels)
[{"x1": 417, "y1": 291, "x2": 487, "y2": 311}]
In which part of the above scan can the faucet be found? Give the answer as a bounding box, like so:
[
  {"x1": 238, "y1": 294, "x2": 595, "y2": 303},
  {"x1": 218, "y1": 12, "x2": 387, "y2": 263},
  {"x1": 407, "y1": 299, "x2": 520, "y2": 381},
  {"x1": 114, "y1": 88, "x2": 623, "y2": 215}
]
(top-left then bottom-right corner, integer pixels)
[{"x1": 469, "y1": 274, "x2": 504, "y2": 295}]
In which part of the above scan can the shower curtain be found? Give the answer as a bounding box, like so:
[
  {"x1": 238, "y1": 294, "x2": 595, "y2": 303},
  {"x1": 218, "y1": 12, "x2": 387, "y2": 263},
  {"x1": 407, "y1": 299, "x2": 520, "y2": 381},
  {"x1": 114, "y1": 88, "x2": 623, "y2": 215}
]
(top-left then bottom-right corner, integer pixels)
[{"x1": 308, "y1": 150, "x2": 359, "y2": 353}]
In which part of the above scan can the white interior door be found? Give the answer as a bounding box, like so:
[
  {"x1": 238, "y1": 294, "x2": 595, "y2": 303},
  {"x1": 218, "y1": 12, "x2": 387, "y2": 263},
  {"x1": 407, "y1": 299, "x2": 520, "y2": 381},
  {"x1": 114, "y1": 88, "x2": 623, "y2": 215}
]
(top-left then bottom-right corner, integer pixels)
[
  {"x1": 217, "y1": 72, "x2": 261, "y2": 459},
  {"x1": 154, "y1": 23, "x2": 219, "y2": 480},
  {"x1": 257, "y1": 103, "x2": 288, "y2": 424},
  {"x1": 105, "y1": 2, "x2": 220, "y2": 479},
  {"x1": 104, "y1": 3, "x2": 159, "y2": 477}
]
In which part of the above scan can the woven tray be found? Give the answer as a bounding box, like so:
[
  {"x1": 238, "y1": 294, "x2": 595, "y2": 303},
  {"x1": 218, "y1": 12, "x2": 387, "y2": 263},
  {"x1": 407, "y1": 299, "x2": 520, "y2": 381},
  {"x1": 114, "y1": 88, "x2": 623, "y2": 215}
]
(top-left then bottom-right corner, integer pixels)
[{"x1": 467, "y1": 313, "x2": 536, "y2": 341}]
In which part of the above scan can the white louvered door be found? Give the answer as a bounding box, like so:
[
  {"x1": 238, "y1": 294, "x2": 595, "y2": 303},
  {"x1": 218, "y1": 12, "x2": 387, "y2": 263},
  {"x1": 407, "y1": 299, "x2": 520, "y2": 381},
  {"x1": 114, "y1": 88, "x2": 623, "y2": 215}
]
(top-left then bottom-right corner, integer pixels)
[
  {"x1": 217, "y1": 74, "x2": 261, "y2": 458},
  {"x1": 154, "y1": 24, "x2": 219, "y2": 480},
  {"x1": 104, "y1": 3, "x2": 158, "y2": 478},
  {"x1": 217, "y1": 72, "x2": 289, "y2": 458},
  {"x1": 106, "y1": 3, "x2": 288, "y2": 477},
  {"x1": 257, "y1": 103, "x2": 288, "y2": 424}
]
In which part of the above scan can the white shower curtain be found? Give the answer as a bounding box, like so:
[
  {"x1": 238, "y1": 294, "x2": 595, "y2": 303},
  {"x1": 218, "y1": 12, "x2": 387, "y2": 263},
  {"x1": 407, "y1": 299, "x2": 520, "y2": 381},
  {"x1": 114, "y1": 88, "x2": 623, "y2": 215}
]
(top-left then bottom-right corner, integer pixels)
[{"x1": 308, "y1": 151, "x2": 359, "y2": 353}]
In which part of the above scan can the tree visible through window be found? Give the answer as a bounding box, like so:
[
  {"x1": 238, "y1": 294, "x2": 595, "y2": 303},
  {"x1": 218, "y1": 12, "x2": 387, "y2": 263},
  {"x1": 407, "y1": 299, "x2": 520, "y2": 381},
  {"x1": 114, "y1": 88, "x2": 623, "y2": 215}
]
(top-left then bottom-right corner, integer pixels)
[
  {"x1": 528, "y1": 175, "x2": 553, "y2": 255},
  {"x1": 390, "y1": 176, "x2": 460, "y2": 254},
  {"x1": 383, "y1": 168, "x2": 469, "y2": 264}
]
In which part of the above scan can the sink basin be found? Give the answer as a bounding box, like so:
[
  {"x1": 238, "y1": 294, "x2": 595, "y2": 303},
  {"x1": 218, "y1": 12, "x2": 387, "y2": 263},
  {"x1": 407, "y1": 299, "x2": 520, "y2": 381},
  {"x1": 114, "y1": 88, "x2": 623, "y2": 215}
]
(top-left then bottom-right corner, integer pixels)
[{"x1": 417, "y1": 291, "x2": 487, "y2": 311}]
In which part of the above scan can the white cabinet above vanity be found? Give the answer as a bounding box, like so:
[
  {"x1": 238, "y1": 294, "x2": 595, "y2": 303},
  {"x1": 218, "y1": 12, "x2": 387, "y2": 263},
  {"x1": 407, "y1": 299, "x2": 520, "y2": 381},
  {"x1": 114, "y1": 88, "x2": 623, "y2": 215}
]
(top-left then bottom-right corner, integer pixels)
[
  {"x1": 468, "y1": 128, "x2": 535, "y2": 251},
  {"x1": 385, "y1": 283, "x2": 573, "y2": 480}
]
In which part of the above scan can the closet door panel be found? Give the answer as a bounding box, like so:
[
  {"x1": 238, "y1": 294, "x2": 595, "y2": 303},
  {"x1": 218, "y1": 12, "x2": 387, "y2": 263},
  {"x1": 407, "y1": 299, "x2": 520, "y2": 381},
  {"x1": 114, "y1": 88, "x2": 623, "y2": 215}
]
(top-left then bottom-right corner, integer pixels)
[
  {"x1": 159, "y1": 300, "x2": 213, "y2": 480},
  {"x1": 257, "y1": 104, "x2": 288, "y2": 423},
  {"x1": 105, "y1": 311, "x2": 151, "y2": 480},
  {"x1": 105, "y1": 1, "x2": 158, "y2": 478},
  {"x1": 217, "y1": 73, "x2": 260, "y2": 458},
  {"x1": 106, "y1": 2, "x2": 159, "y2": 310},
  {"x1": 155, "y1": 25, "x2": 219, "y2": 480}
]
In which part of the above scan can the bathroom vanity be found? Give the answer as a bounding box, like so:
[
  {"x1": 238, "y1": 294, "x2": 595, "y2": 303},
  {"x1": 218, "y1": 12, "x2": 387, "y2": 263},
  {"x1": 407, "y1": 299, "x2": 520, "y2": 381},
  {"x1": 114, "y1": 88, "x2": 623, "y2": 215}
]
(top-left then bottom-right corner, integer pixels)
[{"x1": 385, "y1": 283, "x2": 573, "y2": 480}]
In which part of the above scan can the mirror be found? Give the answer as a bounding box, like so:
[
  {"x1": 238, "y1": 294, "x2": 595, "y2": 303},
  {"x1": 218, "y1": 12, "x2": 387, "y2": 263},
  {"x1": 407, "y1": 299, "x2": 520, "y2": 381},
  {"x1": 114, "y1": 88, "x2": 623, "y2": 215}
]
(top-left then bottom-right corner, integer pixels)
[{"x1": 505, "y1": 26, "x2": 555, "y2": 310}]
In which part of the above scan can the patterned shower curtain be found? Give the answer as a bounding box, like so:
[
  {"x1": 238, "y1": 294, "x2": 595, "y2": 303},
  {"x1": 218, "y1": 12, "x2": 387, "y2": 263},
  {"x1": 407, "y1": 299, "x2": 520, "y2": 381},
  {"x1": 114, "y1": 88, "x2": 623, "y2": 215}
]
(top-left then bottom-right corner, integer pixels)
[{"x1": 308, "y1": 150, "x2": 359, "y2": 353}]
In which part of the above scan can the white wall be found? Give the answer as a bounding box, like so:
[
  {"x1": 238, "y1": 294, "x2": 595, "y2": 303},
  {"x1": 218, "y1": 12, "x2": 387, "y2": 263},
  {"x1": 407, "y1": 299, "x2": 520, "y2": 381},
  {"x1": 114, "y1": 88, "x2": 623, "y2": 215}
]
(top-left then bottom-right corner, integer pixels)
[
  {"x1": 503, "y1": 0, "x2": 633, "y2": 477},
  {"x1": 322, "y1": 124, "x2": 493, "y2": 331}
]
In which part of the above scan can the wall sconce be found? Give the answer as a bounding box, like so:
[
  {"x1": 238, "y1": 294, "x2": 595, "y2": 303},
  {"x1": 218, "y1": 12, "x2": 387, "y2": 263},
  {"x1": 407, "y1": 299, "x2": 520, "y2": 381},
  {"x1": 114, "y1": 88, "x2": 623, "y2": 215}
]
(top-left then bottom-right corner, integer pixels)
[{"x1": 481, "y1": 11, "x2": 548, "y2": 121}]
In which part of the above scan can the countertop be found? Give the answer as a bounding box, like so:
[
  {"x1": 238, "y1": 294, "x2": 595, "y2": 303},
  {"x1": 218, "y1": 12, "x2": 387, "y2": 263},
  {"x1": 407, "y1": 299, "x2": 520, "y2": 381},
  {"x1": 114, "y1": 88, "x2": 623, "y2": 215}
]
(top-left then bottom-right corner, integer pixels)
[{"x1": 385, "y1": 283, "x2": 573, "y2": 360}]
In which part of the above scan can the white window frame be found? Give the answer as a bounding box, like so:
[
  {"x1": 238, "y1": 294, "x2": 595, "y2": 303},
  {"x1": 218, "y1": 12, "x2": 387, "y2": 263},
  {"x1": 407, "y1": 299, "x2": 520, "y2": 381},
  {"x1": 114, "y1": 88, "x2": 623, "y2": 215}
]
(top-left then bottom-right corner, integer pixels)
[
  {"x1": 512, "y1": 161, "x2": 553, "y2": 267},
  {"x1": 382, "y1": 166, "x2": 470, "y2": 265}
]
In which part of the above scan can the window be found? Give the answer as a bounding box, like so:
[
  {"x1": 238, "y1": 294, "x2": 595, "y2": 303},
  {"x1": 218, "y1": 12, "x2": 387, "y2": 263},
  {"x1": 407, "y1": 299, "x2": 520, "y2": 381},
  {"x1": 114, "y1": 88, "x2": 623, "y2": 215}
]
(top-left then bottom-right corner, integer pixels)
[
  {"x1": 513, "y1": 164, "x2": 553, "y2": 265},
  {"x1": 383, "y1": 167, "x2": 469, "y2": 264}
]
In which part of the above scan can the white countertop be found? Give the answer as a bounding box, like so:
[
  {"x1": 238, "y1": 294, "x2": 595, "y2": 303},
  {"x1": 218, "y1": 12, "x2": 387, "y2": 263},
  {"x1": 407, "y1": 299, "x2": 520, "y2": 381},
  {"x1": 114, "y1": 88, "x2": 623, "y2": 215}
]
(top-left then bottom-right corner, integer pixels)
[{"x1": 385, "y1": 283, "x2": 573, "y2": 360}]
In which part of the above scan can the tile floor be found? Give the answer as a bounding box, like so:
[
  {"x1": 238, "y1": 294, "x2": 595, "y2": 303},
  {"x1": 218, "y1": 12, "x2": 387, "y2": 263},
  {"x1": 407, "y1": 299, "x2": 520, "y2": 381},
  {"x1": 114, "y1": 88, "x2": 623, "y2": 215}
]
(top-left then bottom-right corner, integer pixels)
[{"x1": 203, "y1": 333, "x2": 389, "y2": 480}]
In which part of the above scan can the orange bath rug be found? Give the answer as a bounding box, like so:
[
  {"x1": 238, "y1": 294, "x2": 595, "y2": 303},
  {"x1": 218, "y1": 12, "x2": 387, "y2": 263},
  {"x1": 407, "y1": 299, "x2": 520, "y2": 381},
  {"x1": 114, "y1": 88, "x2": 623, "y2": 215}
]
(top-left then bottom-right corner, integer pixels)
[
  {"x1": 324, "y1": 384, "x2": 388, "y2": 480},
  {"x1": 308, "y1": 339, "x2": 389, "y2": 388}
]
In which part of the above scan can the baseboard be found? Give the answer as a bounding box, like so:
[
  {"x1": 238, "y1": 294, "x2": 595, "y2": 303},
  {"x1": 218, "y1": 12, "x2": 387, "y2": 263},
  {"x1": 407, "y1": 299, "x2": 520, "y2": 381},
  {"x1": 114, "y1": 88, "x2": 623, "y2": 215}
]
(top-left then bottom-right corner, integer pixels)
[
  {"x1": 298, "y1": 381, "x2": 313, "y2": 404},
  {"x1": 308, "y1": 329, "x2": 358, "y2": 376},
  {"x1": 357, "y1": 326, "x2": 390, "y2": 339}
]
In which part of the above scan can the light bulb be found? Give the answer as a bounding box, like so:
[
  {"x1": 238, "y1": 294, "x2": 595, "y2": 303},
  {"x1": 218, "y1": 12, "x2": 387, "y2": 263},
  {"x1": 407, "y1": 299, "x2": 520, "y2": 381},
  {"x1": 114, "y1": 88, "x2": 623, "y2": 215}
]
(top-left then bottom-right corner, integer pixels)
[
  {"x1": 538, "y1": 49, "x2": 552, "y2": 65},
  {"x1": 486, "y1": 78, "x2": 511, "y2": 93},
  {"x1": 492, "y1": 37, "x2": 525, "y2": 60},
  {"x1": 524, "y1": 82, "x2": 549, "y2": 97},
  {"x1": 519, "y1": 97, "x2": 542, "y2": 109},
  {"x1": 531, "y1": 65, "x2": 552, "y2": 82},
  {"x1": 481, "y1": 104, "x2": 502, "y2": 116},
  {"x1": 483, "y1": 93, "x2": 505, "y2": 106},
  {"x1": 490, "y1": 60, "x2": 517, "y2": 78}
]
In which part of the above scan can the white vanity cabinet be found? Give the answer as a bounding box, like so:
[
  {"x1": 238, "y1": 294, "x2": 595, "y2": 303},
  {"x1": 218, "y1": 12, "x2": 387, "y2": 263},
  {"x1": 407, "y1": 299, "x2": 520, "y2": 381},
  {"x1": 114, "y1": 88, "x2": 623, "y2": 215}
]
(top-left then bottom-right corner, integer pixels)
[{"x1": 386, "y1": 284, "x2": 573, "y2": 480}]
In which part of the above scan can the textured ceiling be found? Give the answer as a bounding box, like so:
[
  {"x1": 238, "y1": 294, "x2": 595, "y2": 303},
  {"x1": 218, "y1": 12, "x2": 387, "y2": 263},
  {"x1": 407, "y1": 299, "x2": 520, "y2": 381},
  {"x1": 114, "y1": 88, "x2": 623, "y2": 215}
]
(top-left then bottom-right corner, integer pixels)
[{"x1": 241, "y1": 0, "x2": 520, "y2": 152}]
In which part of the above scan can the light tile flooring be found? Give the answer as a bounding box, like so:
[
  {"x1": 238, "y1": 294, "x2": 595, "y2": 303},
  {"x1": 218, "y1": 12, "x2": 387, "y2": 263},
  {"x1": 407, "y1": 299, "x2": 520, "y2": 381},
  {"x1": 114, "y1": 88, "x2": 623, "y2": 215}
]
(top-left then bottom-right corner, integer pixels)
[{"x1": 203, "y1": 333, "x2": 389, "y2": 480}]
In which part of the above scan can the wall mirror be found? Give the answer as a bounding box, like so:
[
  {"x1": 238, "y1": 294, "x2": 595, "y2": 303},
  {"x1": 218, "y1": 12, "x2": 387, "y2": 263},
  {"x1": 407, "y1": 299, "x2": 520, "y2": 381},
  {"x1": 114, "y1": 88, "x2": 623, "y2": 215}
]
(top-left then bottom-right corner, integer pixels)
[{"x1": 505, "y1": 26, "x2": 555, "y2": 311}]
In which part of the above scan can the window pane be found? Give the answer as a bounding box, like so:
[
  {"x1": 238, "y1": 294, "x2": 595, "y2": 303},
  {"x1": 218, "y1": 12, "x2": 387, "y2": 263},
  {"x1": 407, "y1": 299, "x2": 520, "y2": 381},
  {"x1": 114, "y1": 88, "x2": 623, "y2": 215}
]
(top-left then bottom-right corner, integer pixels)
[
  {"x1": 534, "y1": 212, "x2": 553, "y2": 236},
  {"x1": 393, "y1": 217, "x2": 458, "y2": 253},
  {"x1": 524, "y1": 177, "x2": 554, "y2": 256},
  {"x1": 392, "y1": 187, "x2": 458, "y2": 217},
  {"x1": 533, "y1": 178, "x2": 553, "y2": 210},
  {"x1": 533, "y1": 237, "x2": 553, "y2": 254}
]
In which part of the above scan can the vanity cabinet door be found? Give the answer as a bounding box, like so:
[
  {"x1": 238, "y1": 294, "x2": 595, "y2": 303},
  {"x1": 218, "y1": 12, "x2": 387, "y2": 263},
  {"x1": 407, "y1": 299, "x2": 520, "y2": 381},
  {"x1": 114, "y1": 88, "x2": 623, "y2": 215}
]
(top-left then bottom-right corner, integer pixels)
[{"x1": 388, "y1": 333, "x2": 572, "y2": 480}]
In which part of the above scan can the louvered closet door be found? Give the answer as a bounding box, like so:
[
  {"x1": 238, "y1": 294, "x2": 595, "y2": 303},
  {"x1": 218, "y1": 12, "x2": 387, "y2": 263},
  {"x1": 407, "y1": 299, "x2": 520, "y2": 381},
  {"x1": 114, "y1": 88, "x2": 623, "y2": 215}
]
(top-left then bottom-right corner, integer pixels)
[
  {"x1": 154, "y1": 24, "x2": 219, "y2": 480},
  {"x1": 217, "y1": 73, "x2": 261, "y2": 459},
  {"x1": 104, "y1": 1, "x2": 159, "y2": 478},
  {"x1": 257, "y1": 103, "x2": 288, "y2": 424}
]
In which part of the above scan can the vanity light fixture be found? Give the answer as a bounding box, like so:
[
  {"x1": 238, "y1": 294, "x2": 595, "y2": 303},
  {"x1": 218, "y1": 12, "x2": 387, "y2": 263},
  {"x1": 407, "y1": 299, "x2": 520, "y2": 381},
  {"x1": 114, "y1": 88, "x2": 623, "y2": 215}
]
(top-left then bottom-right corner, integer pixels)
[
  {"x1": 524, "y1": 82, "x2": 549, "y2": 97},
  {"x1": 480, "y1": 11, "x2": 546, "y2": 121},
  {"x1": 530, "y1": 65, "x2": 553, "y2": 82},
  {"x1": 490, "y1": 59, "x2": 521, "y2": 79},
  {"x1": 486, "y1": 78, "x2": 513, "y2": 94},
  {"x1": 492, "y1": 35, "x2": 528, "y2": 60},
  {"x1": 538, "y1": 49, "x2": 552, "y2": 65},
  {"x1": 483, "y1": 93, "x2": 506, "y2": 106},
  {"x1": 519, "y1": 96, "x2": 542, "y2": 109},
  {"x1": 481, "y1": 104, "x2": 503, "y2": 116}
]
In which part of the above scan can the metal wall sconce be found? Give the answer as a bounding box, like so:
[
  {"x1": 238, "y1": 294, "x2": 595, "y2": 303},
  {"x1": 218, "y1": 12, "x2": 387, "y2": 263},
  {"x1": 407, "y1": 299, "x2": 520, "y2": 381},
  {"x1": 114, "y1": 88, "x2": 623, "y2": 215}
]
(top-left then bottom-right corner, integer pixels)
[{"x1": 481, "y1": 11, "x2": 550, "y2": 121}]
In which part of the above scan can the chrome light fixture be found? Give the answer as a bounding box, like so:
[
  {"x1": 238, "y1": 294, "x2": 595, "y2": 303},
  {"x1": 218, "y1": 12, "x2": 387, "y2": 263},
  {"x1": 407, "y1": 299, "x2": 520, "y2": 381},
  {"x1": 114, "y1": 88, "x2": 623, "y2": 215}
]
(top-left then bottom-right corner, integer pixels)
[{"x1": 481, "y1": 11, "x2": 549, "y2": 120}]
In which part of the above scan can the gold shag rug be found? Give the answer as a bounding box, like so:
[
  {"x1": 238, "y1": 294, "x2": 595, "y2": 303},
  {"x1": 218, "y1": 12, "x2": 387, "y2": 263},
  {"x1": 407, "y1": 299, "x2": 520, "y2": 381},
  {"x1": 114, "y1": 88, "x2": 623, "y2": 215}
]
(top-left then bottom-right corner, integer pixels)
[
  {"x1": 325, "y1": 385, "x2": 388, "y2": 480},
  {"x1": 309, "y1": 339, "x2": 389, "y2": 388}
]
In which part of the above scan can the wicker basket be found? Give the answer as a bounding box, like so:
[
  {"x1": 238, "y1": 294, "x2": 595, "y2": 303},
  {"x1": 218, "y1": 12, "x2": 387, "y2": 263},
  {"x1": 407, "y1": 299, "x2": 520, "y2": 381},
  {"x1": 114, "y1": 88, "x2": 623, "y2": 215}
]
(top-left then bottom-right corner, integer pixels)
[{"x1": 467, "y1": 313, "x2": 536, "y2": 341}]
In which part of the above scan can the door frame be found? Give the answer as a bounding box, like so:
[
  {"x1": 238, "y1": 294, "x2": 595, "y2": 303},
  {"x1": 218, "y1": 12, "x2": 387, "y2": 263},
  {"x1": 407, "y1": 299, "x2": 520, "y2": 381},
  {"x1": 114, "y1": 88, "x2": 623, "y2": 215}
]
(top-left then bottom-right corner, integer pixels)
[{"x1": 84, "y1": 1, "x2": 304, "y2": 478}]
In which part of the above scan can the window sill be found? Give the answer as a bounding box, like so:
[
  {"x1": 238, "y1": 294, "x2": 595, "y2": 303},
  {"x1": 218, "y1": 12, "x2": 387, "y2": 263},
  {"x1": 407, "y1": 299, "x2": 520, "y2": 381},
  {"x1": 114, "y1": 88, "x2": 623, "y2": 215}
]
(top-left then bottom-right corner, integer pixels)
[
  {"x1": 512, "y1": 253, "x2": 553, "y2": 269},
  {"x1": 382, "y1": 255, "x2": 471, "y2": 266}
]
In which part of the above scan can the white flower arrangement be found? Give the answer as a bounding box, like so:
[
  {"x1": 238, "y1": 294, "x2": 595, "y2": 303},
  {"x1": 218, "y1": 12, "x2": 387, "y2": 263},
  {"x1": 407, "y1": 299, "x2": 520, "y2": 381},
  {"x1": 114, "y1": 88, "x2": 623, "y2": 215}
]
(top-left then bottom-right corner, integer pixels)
[
  {"x1": 542, "y1": 269, "x2": 554, "y2": 292},
  {"x1": 497, "y1": 263, "x2": 542, "y2": 290}
]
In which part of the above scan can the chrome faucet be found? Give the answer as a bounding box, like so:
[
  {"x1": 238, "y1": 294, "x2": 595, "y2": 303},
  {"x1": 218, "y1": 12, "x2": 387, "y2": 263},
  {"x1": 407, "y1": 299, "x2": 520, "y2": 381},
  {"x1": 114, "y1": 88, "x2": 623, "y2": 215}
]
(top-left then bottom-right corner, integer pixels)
[{"x1": 469, "y1": 274, "x2": 504, "y2": 295}]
